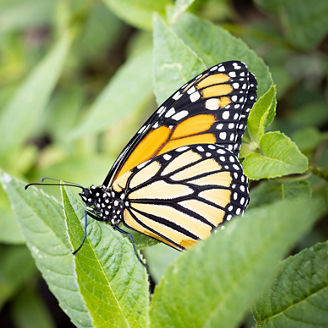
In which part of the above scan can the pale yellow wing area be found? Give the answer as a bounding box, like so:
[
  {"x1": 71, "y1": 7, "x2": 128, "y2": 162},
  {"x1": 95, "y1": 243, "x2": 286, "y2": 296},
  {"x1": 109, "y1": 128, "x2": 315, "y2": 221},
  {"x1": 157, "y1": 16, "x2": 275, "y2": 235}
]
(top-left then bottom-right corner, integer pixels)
[{"x1": 112, "y1": 144, "x2": 249, "y2": 250}]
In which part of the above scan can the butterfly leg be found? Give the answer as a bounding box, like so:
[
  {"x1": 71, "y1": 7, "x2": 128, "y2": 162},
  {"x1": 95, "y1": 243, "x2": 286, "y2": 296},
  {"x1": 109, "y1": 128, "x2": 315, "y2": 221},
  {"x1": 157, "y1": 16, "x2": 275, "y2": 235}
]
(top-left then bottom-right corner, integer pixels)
[
  {"x1": 72, "y1": 211, "x2": 89, "y2": 255},
  {"x1": 114, "y1": 225, "x2": 147, "y2": 268}
]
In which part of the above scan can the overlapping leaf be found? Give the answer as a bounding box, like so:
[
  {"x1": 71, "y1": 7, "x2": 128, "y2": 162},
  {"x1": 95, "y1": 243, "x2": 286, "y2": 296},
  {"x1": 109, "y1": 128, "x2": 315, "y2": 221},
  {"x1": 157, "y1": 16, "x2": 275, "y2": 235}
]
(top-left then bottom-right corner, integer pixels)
[
  {"x1": 243, "y1": 132, "x2": 308, "y2": 180},
  {"x1": 1, "y1": 172, "x2": 151, "y2": 328},
  {"x1": 253, "y1": 241, "x2": 328, "y2": 327},
  {"x1": 0, "y1": 173, "x2": 93, "y2": 328},
  {"x1": 150, "y1": 198, "x2": 323, "y2": 328},
  {"x1": 153, "y1": 14, "x2": 206, "y2": 104},
  {"x1": 63, "y1": 187, "x2": 149, "y2": 328},
  {"x1": 171, "y1": 13, "x2": 273, "y2": 98}
]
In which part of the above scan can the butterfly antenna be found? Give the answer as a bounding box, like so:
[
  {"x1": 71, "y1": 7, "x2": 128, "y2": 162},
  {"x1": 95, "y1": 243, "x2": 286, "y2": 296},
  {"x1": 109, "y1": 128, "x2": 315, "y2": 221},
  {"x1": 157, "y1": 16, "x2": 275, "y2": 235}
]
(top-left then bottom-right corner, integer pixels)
[
  {"x1": 72, "y1": 211, "x2": 88, "y2": 255},
  {"x1": 40, "y1": 177, "x2": 83, "y2": 189},
  {"x1": 114, "y1": 225, "x2": 147, "y2": 268},
  {"x1": 25, "y1": 176, "x2": 84, "y2": 191}
]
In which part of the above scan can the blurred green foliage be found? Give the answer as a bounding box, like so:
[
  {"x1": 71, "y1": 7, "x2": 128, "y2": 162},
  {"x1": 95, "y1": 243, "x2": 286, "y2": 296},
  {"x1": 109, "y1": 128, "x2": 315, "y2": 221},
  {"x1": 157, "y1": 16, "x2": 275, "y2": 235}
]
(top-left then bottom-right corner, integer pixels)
[{"x1": 0, "y1": 0, "x2": 327, "y2": 327}]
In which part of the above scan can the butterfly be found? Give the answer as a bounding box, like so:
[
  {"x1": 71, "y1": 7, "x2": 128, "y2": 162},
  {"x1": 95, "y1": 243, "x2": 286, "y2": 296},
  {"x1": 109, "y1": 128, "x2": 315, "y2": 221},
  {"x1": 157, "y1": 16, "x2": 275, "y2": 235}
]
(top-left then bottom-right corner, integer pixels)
[{"x1": 26, "y1": 60, "x2": 257, "y2": 266}]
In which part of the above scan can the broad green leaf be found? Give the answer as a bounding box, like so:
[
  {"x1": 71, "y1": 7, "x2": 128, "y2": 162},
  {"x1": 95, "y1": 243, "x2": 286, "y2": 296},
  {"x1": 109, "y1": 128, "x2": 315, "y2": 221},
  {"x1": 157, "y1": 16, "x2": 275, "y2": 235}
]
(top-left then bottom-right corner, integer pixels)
[
  {"x1": 167, "y1": 0, "x2": 195, "y2": 24},
  {"x1": 62, "y1": 187, "x2": 149, "y2": 328},
  {"x1": 0, "y1": 173, "x2": 93, "y2": 328},
  {"x1": 69, "y1": 49, "x2": 153, "y2": 139},
  {"x1": 149, "y1": 198, "x2": 323, "y2": 328},
  {"x1": 0, "y1": 245, "x2": 36, "y2": 308},
  {"x1": 253, "y1": 241, "x2": 328, "y2": 327},
  {"x1": 153, "y1": 14, "x2": 206, "y2": 104},
  {"x1": 172, "y1": 13, "x2": 273, "y2": 97},
  {"x1": 243, "y1": 132, "x2": 308, "y2": 180},
  {"x1": 247, "y1": 85, "x2": 276, "y2": 142},
  {"x1": 11, "y1": 288, "x2": 55, "y2": 328},
  {"x1": 281, "y1": 0, "x2": 328, "y2": 50},
  {"x1": 291, "y1": 127, "x2": 322, "y2": 152},
  {"x1": 0, "y1": 32, "x2": 72, "y2": 162},
  {"x1": 249, "y1": 180, "x2": 311, "y2": 208},
  {"x1": 103, "y1": 0, "x2": 173, "y2": 30},
  {"x1": 0, "y1": 203, "x2": 24, "y2": 244},
  {"x1": 0, "y1": 186, "x2": 25, "y2": 243}
]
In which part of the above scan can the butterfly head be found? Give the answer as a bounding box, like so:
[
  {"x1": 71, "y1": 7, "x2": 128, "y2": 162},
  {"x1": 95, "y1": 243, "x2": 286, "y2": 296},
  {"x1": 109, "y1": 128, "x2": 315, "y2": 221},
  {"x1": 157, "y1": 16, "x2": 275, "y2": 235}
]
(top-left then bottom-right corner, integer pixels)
[{"x1": 79, "y1": 185, "x2": 112, "y2": 221}]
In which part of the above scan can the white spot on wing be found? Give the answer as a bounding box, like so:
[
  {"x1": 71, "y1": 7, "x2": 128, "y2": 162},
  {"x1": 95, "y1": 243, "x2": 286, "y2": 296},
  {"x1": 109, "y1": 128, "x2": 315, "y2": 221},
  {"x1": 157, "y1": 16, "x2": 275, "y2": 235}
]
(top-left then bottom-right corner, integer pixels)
[
  {"x1": 222, "y1": 111, "x2": 229, "y2": 120},
  {"x1": 163, "y1": 154, "x2": 172, "y2": 160},
  {"x1": 205, "y1": 98, "x2": 219, "y2": 110},
  {"x1": 172, "y1": 110, "x2": 189, "y2": 121},
  {"x1": 187, "y1": 86, "x2": 196, "y2": 94},
  {"x1": 190, "y1": 92, "x2": 200, "y2": 102},
  {"x1": 172, "y1": 91, "x2": 182, "y2": 100},
  {"x1": 165, "y1": 107, "x2": 175, "y2": 118},
  {"x1": 219, "y1": 132, "x2": 227, "y2": 140}
]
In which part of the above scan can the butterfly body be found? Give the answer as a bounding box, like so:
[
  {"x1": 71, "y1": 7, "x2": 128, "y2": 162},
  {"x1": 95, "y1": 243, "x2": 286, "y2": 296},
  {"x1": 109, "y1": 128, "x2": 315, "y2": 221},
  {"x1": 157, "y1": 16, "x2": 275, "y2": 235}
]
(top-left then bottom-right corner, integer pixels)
[{"x1": 78, "y1": 60, "x2": 257, "y2": 252}]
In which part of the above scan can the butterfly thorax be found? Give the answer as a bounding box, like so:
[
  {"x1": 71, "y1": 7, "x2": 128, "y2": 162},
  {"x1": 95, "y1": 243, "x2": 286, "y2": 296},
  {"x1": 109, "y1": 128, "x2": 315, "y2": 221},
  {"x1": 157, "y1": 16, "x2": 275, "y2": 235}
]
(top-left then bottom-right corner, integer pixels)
[{"x1": 79, "y1": 185, "x2": 125, "y2": 226}]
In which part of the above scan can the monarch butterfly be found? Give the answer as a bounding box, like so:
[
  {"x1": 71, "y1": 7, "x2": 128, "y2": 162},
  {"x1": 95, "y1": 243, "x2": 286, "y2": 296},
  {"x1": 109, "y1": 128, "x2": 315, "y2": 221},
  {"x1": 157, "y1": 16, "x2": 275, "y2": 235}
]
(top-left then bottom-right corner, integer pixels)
[{"x1": 26, "y1": 60, "x2": 257, "y2": 266}]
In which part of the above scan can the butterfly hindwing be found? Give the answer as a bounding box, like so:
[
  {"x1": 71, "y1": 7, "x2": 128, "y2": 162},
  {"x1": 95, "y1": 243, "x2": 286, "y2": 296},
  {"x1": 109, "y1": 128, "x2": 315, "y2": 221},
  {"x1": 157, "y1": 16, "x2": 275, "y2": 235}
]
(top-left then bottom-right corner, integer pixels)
[
  {"x1": 111, "y1": 144, "x2": 249, "y2": 250},
  {"x1": 104, "y1": 61, "x2": 257, "y2": 186}
]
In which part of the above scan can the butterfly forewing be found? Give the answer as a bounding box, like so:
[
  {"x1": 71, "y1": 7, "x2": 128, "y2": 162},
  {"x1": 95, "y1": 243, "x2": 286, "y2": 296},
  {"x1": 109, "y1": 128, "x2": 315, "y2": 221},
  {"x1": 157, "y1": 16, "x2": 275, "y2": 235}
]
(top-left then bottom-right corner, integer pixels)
[
  {"x1": 111, "y1": 144, "x2": 249, "y2": 250},
  {"x1": 104, "y1": 61, "x2": 257, "y2": 186}
]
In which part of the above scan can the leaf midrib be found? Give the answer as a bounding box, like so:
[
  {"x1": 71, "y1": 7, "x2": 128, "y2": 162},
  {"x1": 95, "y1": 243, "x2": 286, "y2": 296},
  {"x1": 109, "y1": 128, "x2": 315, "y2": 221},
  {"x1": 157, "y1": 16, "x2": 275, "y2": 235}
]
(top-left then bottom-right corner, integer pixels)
[{"x1": 66, "y1": 193, "x2": 131, "y2": 328}]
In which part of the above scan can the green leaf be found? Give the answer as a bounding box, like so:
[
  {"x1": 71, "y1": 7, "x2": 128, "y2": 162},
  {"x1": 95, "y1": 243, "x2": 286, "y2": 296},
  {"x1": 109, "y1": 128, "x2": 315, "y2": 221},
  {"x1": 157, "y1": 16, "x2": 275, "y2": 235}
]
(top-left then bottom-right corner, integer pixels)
[
  {"x1": 253, "y1": 241, "x2": 328, "y2": 327},
  {"x1": 149, "y1": 197, "x2": 323, "y2": 328},
  {"x1": 62, "y1": 187, "x2": 150, "y2": 328},
  {"x1": 0, "y1": 32, "x2": 72, "y2": 162},
  {"x1": 291, "y1": 127, "x2": 322, "y2": 152},
  {"x1": 0, "y1": 245, "x2": 36, "y2": 308},
  {"x1": 103, "y1": 0, "x2": 173, "y2": 30},
  {"x1": 145, "y1": 244, "x2": 179, "y2": 284},
  {"x1": 172, "y1": 13, "x2": 273, "y2": 97},
  {"x1": 69, "y1": 49, "x2": 153, "y2": 139},
  {"x1": 249, "y1": 180, "x2": 311, "y2": 208},
  {"x1": 153, "y1": 14, "x2": 206, "y2": 104},
  {"x1": 247, "y1": 85, "x2": 277, "y2": 142},
  {"x1": 11, "y1": 288, "x2": 56, "y2": 328},
  {"x1": 0, "y1": 187, "x2": 25, "y2": 243},
  {"x1": 0, "y1": 173, "x2": 93, "y2": 328},
  {"x1": 0, "y1": 206, "x2": 24, "y2": 244},
  {"x1": 167, "y1": 0, "x2": 195, "y2": 24},
  {"x1": 243, "y1": 132, "x2": 308, "y2": 180},
  {"x1": 281, "y1": 0, "x2": 328, "y2": 50}
]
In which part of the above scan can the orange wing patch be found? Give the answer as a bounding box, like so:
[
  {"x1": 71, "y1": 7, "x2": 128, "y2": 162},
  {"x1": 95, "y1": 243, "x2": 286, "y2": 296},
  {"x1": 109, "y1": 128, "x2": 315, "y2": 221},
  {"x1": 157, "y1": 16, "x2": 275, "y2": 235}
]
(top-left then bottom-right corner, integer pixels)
[
  {"x1": 196, "y1": 73, "x2": 230, "y2": 88},
  {"x1": 159, "y1": 133, "x2": 216, "y2": 155},
  {"x1": 171, "y1": 114, "x2": 215, "y2": 139},
  {"x1": 201, "y1": 84, "x2": 233, "y2": 98},
  {"x1": 196, "y1": 73, "x2": 233, "y2": 108},
  {"x1": 115, "y1": 114, "x2": 218, "y2": 179},
  {"x1": 116, "y1": 126, "x2": 171, "y2": 179}
]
